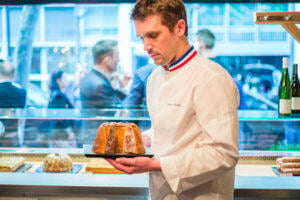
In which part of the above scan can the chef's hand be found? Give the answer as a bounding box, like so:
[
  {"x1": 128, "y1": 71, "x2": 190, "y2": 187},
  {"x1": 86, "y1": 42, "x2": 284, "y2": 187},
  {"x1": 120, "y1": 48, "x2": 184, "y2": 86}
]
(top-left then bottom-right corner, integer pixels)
[{"x1": 106, "y1": 157, "x2": 161, "y2": 174}]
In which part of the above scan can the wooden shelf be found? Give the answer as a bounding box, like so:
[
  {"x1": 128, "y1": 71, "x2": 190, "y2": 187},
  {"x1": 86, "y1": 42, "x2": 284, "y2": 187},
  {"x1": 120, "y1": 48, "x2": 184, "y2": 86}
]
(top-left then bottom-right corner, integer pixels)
[{"x1": 255, "y1": 12, "x2": 300, "y2": 43}]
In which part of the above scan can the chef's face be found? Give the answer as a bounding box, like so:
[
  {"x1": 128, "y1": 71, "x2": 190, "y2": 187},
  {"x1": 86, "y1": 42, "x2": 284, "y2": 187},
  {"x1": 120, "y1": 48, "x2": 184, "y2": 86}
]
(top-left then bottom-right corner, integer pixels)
[{"x1": 134, "y1": 15, "x2": 181, "y2": 67}]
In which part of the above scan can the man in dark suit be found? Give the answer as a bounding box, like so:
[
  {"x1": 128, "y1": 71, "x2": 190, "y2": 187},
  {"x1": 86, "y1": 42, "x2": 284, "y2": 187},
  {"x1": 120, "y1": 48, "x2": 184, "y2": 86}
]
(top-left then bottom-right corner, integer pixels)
[
  {"x1": 80, "y1": 40, "x2": 126, "y2": 108},
  {"x1": 0, "y1": 60, "x2": 27, "y2": 108},
  {"x1": 0, "y1": 60, "x2": 27, "y2": 146},
  {"x1": 79, "y1": 40, "x2": 128, "y2": 145}
]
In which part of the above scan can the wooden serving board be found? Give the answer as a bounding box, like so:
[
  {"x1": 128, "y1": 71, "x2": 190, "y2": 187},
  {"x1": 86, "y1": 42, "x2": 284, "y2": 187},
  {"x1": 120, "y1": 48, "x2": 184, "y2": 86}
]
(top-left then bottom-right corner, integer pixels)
[{"x1": 85, "y1": 158, "x2": 124, "y2": 174}]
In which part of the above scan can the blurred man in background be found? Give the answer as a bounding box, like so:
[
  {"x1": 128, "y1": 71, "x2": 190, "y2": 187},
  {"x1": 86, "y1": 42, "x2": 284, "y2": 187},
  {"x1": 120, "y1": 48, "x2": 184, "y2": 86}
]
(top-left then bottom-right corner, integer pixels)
[
  {"x1": 0, "y1": 59, "x2": 27, "y2": 146},
  {"x1": 80, "y1": 40, "x2": 128, "y2": 109}
]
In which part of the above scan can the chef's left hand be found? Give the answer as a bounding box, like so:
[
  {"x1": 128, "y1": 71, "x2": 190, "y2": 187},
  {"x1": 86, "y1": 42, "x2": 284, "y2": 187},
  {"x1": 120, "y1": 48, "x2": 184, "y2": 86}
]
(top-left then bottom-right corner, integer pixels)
[{"x1": 106, "y1": 157, "x2": 161, "y2": 174}]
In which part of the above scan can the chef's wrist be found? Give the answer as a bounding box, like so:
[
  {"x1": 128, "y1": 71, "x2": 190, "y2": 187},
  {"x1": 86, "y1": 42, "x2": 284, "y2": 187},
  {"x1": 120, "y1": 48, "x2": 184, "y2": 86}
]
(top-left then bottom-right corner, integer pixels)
[{"x1": 150, "y1": 159, "x2": 161, "y2": 171}]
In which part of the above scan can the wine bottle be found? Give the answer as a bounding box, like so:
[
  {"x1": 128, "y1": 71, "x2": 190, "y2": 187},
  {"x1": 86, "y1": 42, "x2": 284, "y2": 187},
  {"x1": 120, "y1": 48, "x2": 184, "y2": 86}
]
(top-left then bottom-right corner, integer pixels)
[
  {"x1": 278, "y1": 57, "x2": 291, "y2": 116},
  {"x1": 291, "y1": 64, "x2": 300, "y2": 114}
]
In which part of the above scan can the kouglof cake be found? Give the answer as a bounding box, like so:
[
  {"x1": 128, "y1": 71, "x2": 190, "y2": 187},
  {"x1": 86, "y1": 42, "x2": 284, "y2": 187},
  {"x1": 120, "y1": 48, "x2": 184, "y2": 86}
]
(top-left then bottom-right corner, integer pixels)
[
  {"x1": 43, "y1": 153, "x2": 73, "y2": 172},
  {"x1": 92, "y1": 122, "x2": 146, "y2": 154}
]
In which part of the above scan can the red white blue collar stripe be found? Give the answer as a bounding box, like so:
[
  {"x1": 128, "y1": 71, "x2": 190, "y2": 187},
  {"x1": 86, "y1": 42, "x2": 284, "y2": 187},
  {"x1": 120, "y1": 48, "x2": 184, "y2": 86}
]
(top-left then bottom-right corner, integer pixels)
[{"x1": 169, "y1": 46, "x2": 197, "y2": 72}]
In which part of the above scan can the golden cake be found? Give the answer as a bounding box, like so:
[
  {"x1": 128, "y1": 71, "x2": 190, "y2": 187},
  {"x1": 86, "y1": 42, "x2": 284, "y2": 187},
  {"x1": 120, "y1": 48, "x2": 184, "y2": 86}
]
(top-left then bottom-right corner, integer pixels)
[
  {"x1": 92, "y1": 122, "x2": 145, "y2": 154},
  {"x1": 43, "y1": 153, "x2": 73, "y2": 172},
  {"x1": 0, "y1": 156, "x2": 25, "y2": 172}
]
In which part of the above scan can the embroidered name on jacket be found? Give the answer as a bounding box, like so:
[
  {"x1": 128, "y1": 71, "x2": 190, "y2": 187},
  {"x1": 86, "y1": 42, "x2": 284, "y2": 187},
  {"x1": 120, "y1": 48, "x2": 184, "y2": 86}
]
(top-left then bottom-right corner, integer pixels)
[{"x1": 167, "y1": 103, "x2": 181, "y2": 107}]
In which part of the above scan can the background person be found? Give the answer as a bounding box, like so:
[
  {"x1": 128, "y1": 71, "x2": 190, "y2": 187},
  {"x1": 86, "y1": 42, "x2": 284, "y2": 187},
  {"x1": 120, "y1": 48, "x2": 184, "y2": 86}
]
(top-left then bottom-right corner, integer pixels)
[
  {"x1": 47, "y1": 69, "x2": 77, "y2": 148},
  {"x1": 0, "y1": 60, "x2": 27, "y2": 109},
  {"x1": 123, "y1": 63, "x2": 156, "y2": 108},
  {"x1": 123, "y1": 63, "x2": 156, "y2": 131},
  {"x1": 107, "y1": 0, "x2": 239, "y2": 199},
  {"x1": 48, "y1": 69, "x2": 73, "y2": 109},
  {"x1": 80, "y1": 40, "x2": 128, "y2": 109},
  {"x1": 0, "y1": 59, "x2": 27, "y2": 147},
  {"x1": 65, "y1": 64, "x2": 88, "y2": 108},
  {"x1": 79, "y1": 40, "x2": 130, "y2": 145}
]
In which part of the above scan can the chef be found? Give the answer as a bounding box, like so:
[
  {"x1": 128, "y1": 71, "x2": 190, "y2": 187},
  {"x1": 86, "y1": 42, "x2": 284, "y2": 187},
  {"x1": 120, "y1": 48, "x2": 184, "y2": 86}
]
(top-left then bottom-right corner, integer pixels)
[{"x1": 107, "y1": 0, "x2": 240, "y2": 199}]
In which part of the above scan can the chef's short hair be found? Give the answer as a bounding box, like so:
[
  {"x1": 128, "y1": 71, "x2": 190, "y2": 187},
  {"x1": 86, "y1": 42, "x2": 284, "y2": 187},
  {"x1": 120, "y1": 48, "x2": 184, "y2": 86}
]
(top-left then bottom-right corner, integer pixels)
[{"x1": 131, "y1": 0, "x2": 188, "y2": 37}]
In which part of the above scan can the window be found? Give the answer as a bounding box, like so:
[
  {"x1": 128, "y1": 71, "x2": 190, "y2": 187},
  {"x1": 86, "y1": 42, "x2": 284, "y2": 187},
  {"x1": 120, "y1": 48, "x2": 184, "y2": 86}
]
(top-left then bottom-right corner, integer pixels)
[{"x1": 45, "y1": 7, "x2": 76, "y2": 41}]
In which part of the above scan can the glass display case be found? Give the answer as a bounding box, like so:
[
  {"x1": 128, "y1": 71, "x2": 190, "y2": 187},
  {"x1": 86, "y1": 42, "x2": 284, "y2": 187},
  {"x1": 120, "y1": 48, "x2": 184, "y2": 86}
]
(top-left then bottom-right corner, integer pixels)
[
  {"x1": 0, "y1": 109, "x2": 300, "y2": 199},
  {"x1": 1, "y1": 108, "x2": 300, "y2": 150}
]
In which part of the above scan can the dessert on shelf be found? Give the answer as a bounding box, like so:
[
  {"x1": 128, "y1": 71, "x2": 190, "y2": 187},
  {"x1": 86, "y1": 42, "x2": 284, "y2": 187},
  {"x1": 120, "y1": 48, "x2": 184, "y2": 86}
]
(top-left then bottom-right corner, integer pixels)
[
  {"x1": 43, "y1": 153, "x2": 73, "y2": 172},
  {"x1": 0, "y1": 156, "x2": 25, "y2": 172},
  {"x1": 276, "y1": 157, "x2": 300, "y2": 175}
]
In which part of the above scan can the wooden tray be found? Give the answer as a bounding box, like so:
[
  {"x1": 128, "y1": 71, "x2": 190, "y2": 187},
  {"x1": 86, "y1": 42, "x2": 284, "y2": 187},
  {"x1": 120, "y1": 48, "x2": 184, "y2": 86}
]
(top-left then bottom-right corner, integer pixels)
[{"x1": 85, "y1": 158, "x2": 124, "y2": 174}]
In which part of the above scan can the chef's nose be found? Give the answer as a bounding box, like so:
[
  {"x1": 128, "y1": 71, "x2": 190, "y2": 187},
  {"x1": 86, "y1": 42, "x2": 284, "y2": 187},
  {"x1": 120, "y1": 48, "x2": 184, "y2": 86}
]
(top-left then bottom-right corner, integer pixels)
[{"x1": 143, "y1": 39, "x2": 153, "y2": 51}]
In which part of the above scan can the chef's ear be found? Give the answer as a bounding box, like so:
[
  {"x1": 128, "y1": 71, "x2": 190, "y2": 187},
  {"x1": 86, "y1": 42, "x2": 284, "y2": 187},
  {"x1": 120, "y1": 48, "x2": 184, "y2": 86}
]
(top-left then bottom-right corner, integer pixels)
[{"x1": 174, "y1": 19, "x2": 186, "y2": 37}]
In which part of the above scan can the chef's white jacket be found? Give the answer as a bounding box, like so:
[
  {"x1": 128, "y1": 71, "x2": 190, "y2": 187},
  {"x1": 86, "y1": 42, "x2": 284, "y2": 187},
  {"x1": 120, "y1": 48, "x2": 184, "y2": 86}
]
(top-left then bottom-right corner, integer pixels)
[{"x1": 146, "y1": 47, "x2": 239, "y2": 200}]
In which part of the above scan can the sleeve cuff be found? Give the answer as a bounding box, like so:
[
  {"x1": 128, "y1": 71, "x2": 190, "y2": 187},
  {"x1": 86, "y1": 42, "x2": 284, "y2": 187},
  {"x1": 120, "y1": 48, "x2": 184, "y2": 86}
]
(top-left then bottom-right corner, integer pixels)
[{"x1": 159, "y1": 155, "x2": 180, "y2": 192}]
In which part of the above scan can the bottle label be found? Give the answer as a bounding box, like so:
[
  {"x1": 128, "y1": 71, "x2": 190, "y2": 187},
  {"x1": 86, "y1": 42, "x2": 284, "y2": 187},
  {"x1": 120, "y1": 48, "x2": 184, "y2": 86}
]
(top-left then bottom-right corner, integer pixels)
[
  {"x1": 279, "y1": 99, "x2": 291, "y2": 114},
  {"x1": 292, "y1": 97, "x2": 300, "y2": 110}
]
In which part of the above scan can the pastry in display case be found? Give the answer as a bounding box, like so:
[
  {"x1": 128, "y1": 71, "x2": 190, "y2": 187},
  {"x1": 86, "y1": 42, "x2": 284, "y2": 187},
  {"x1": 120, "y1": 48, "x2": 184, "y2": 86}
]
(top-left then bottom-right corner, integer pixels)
[
  {"x1": 276, "y1": 157, "x2": 300, "y2": 176},
  {"x1": 43, "y1": 153, "x2": 73, "y2": 172},
  {"x1": 0, "y1": 156, "x2": 25, "y2": 172}
]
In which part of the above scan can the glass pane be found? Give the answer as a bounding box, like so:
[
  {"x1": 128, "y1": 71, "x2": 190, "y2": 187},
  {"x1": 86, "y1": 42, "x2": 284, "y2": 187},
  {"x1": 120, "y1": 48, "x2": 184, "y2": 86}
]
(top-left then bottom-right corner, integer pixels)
[
  {"x1": 257, "y1": 3, "x2": 288, "y2": 12},
  {"x1": 230, "y1": 4, "x2": 255, "y2": 26},
  {"x1": 47, "y1": 46, "x2": 76, "y2": 74},
  {"x1": 0, "y1": 7, "x2": 2, "y2": 42},
  {"x1": 8, "y1": 6, "x2": 22, "y2": 44},
  {"x1": 196, "y1": 4, "x2": 225, "y2": 25},
  {"x1": 83, "y1": 6, "x2": 118, "y2": 39},
  {"x1": 8, "y1": 6, "x2": 40, "y2": 47},
  {"x1": 256, "y1": 4, "x2": 289, "y2": 42},
  {"x1": 45, "y1": 7, "x2": 76, "y2": 41}
]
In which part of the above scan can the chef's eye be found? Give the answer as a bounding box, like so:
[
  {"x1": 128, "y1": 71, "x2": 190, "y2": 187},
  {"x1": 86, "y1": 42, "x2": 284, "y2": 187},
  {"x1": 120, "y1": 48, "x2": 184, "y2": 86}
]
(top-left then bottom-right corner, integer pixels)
[{"x1": 148, "y1": 33, "x2": 158, "y2": 39}]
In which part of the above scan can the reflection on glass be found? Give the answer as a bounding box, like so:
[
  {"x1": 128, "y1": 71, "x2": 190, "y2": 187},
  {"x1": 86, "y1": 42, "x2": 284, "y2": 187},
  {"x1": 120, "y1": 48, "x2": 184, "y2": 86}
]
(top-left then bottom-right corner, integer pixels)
[
  {"x1": 0, "y1": 2, "x2": 299, "y2": 151},
  {"x1": 230, "y1": 4, "x2": 255, "y2": 26},
  {"x1": 196, "y1": 4, "x2": 224, "y2": 25}
]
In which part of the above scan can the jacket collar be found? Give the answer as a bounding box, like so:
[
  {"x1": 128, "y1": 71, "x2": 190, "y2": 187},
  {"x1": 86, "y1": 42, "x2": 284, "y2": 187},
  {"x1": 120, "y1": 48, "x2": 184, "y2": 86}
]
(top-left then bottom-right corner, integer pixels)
[{"x1": 168, "y1": 46, "x2": 197, "y2": 72}]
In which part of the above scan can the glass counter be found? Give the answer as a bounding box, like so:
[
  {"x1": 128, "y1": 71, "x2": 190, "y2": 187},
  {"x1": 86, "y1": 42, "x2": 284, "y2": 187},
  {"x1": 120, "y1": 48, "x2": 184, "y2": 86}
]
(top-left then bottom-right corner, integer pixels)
[
  {"x1": 0, "y1": 109, "x2": 300, "y2": 199},
  {"x1": 0, "y1": 109, "x2": 300, "y2": 150}
]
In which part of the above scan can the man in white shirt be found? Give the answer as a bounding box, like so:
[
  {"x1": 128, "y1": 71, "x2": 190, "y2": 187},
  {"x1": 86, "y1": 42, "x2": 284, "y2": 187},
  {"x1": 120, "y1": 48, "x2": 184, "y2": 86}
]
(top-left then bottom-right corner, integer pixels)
[{"x1": 107, "y1": 0, "x2": 240, "y2": 199}]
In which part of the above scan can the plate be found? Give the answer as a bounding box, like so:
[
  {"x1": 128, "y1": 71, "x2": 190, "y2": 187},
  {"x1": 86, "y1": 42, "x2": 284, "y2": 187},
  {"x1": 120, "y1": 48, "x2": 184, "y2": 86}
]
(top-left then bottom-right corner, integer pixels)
[
  {"x1": 36, "y1": 164, "x2": 82, "y2": 174},
  {"x1": 15, "y1": 164, "x2": 32, "y2": 173},
  {"x1": 83, "y1": 144, "x2": 154, "y2": 158}
]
